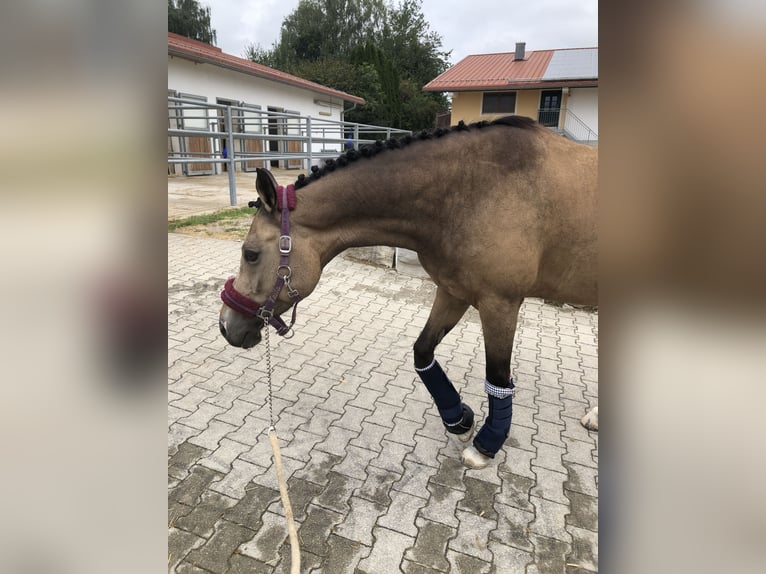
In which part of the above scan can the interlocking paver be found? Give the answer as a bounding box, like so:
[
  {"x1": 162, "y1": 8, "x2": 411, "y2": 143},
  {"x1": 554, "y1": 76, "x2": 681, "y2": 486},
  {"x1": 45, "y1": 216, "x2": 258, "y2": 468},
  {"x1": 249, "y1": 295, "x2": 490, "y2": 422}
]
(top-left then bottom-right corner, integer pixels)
[
  {"x1": 370, "y1": 439, "x2": 415, "y2": 475},
  {"x1": 530, "y1": 466, "x2": 570, "y2": 505},
  {"x1": 490, "y1": 502, "x2": 535, "y2": 552},
  {"x1": 562, "y1": 462, "x2": 599, "y2": 498},
  {"x1": 405, "y1": 518, "x2": 454, "y2": 572},
  {"x1": 169, "y1": 442, "x2": 209, "y2": 480},
  {"x1": 174, "y1": 490, "x2": 236, "y2": 538},
  {"x1": 198, "y1": 438, "x2": 250, "y2": 474},
  {"x1": 562, "y1": 436, "x2": 598, "y2": 469},
  {"x1": 293, "y1": 503, "x2": 344, "y2": 557},
  {"x1": 508, "y1": 423, "x2": 536, "y2": 452},
  {"x1": 188, "y1": 419, "x2": 238, "y2": 451},
  {"x1": 532, "y1": 440, "x2": 566, "y2": 473},
  {"x1": 315, "y1": 471, "x2": 363, "y2": 514},
  {"x1": 223, "y1": 483, "x2": 280, "y2": 529},
  {"x1": 528, "y1": 496, "x2": 572, "y2": 543},
  {"x1": 458, "y1": 476, "x2": 499, "y2": 519},
  {"x1": 488, "y1": 541, "x2": 534, "y2": 573},
  {"x1": 405, "y1": 434, "x2": 446, "y2": 468},
  {"x1": 449, "y1": 509, "x2": 495, "y2": 562},
  {"x1": 496, "y1": 470, "x2": 535, "y2": 513},
  {"x1": 169, "y1": 423, "x2": 204, "y2": 455},
  {"x1": 185, "y1": 520, "x2": 255, "y2": 573},
  {"x1": 292, "y1": 450, "x2": 342, "y2": 486},
  {"x1": 357, "y1": 526, "x2": 415, "y2": 574},
  {"x1": 209, "y1": 459, "x2": 266, "y2": 499},
  {"x1": 419, "y1": 482, "x2": 464, "y2": 528},
  {"x1": 239, "y1": 511, "x2": 292, "y2": 566},
  {"x1": 377, "y1": 489, "x2": 427, "y2": 537},
  {"x1": 528, "y1": 534, "x2": 571, "y2": 574},
  {"x1": 168, "y1": 527, "x2": 206, "y2": 572},
  {"x1": 226, "y1": 554, "x2": 273, "y2": 574},
  {"x1": 566, "y1": 525, "x2": 599, "y2": 572},
  {"x1": 564, "y1": 490, "x2": 598, "y2": 531},
  {"x1": 214, "y1": 398, "x2": 258, "y2": 427},
  {"x1": 178, "y1": 403, "x2": 228, "y2": 432},
  {"x1": 430, "y1": 455, "x2": 467, "y2": 491},
  {"x1": 167, "y1": 234, "x2": 598, "y2": 574},
  {"x1": 170, "y1": 465, "x2": 224, "y2": 506},
  {"x1": 315, "y1": 534, "x2": 371, "y2": 574},
  {"x1": 333, "y1": 496, "x2": 386, "y2": 545}
]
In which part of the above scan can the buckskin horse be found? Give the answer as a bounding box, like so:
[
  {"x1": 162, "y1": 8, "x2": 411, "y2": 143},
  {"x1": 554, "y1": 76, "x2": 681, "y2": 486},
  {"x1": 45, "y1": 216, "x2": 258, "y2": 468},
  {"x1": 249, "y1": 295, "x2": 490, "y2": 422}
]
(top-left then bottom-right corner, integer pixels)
[{"x1": 219, "y1": 116, "x2": 597, "y2": 468}]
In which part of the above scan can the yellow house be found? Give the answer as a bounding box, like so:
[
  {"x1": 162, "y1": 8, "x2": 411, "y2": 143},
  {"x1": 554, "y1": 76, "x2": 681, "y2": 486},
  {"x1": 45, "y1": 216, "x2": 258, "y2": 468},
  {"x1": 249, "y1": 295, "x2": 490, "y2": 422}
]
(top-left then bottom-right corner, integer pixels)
[{"x1": 424, "y1": 43, "x2": 598, "y2": 143}]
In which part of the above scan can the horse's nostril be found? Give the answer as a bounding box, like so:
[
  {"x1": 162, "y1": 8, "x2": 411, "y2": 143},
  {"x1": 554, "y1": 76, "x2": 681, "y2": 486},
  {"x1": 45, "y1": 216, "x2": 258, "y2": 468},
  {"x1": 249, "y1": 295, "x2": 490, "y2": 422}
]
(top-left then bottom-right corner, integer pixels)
[{"x1": 219, "y1": 319, "x2": 227, "y2": 337}]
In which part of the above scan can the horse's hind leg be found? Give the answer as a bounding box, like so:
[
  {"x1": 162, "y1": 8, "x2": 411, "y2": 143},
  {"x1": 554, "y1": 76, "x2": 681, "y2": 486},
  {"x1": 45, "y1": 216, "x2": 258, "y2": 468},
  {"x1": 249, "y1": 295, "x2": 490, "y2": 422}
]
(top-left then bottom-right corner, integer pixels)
[
  {"x1": 462, "y1": 297, "x2": 522, "y2": 469},
  {"x1": 413, "y1": 287, "x2": 474, "y2": 440}
]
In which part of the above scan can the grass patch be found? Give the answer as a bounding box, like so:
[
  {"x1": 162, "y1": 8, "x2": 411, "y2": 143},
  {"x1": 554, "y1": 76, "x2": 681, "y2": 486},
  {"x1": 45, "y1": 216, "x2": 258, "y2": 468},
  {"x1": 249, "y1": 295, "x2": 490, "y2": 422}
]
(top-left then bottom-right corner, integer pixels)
[{"x1": 168, "y1": 206, "x2": 255, "y2": 231}]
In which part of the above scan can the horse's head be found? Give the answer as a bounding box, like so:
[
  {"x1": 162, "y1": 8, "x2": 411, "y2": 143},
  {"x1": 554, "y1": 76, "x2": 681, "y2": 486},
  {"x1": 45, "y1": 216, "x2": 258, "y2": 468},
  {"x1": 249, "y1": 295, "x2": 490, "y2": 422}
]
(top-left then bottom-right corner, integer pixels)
[{"x1": 219, "y1": 168, "x2": 322, "y2": 348}]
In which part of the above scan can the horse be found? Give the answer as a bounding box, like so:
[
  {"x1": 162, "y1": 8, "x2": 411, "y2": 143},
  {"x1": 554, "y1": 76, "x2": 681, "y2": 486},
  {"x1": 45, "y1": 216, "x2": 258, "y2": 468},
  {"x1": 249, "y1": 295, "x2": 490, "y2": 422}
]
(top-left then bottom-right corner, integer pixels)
[{"x1": 219, "y1": 116, "x2": 598, "y2": 468}]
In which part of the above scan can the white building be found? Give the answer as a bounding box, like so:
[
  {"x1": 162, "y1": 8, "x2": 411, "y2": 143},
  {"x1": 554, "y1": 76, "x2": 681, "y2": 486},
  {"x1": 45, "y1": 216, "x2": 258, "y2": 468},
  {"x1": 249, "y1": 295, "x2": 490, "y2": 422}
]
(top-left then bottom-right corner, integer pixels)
[{"x1": 168, "y1": 32, "x2": 365, "y2": 175}]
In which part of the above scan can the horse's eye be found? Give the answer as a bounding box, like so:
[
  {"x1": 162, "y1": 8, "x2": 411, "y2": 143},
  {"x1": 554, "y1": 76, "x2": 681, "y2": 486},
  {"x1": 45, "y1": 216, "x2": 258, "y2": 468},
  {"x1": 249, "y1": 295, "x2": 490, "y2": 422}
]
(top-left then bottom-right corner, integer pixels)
[{"x1": 243, "y1": 249, "x2": 260, "y2": 263}]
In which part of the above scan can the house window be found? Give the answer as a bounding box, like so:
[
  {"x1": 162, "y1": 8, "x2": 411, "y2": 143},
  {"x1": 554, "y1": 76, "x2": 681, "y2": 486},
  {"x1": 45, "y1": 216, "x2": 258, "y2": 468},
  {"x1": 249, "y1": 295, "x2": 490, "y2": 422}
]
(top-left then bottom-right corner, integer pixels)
[{"x1": 482, "y1": 91, "x2": 516, "y2": 114}]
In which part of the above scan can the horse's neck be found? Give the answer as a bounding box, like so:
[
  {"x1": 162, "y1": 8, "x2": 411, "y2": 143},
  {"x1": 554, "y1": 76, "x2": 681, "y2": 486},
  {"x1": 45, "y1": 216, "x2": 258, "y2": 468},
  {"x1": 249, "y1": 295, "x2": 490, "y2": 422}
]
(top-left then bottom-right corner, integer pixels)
[{"x1": 294, "y1": 166, "x2": 436, "y2": 264}]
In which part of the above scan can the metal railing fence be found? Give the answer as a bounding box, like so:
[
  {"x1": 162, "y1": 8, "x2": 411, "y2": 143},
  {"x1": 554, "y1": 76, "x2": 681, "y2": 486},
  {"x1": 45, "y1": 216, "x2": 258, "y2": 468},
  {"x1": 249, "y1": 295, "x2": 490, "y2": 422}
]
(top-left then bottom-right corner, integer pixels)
[
  {"x1": 537, "y1": 106, "x2": 598, "y2": 144},
  {"x1": 168, "y1": 96, "x2": 411, "y2": 205}
]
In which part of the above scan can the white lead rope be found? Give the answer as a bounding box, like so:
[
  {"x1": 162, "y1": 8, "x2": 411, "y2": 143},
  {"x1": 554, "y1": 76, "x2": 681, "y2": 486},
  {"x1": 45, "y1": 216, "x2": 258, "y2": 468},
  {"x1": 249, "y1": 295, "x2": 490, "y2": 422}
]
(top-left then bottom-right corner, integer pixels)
[
  {"x1": 268, "y1": 428, "x2": 300, "y2": 574},
  {"x1": 263, "y1": 326, "x2": 300, "y2": 574}
]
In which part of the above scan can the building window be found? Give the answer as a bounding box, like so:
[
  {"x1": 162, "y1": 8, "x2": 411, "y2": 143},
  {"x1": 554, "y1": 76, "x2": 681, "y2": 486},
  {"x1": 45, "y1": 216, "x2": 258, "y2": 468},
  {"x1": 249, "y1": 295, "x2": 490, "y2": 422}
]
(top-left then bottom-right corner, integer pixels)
[{"x1": 482, "y1": 91, "x2": 516, "y2": 114}]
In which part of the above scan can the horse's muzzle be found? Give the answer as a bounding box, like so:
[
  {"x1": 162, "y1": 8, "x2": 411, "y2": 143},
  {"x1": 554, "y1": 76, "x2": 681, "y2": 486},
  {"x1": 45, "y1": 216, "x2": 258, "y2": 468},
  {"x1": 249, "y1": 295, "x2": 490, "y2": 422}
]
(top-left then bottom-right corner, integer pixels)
[{"x1": 219, "y1": 307, "x2": 263, "y2": 348}]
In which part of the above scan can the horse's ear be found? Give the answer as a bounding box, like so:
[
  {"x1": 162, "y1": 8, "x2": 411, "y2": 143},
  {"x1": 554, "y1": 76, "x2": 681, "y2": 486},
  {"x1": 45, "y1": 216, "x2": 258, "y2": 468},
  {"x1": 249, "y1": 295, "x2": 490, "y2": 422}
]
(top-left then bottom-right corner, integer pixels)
[{"x1": 255, "y1": 168, "x2": 278, "y2": 213}]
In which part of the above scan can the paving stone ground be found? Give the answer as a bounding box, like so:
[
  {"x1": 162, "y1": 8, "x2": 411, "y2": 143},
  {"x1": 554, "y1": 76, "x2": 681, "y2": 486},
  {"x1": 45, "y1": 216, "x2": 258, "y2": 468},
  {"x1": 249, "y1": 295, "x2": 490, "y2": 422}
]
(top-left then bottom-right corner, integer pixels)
[{"x1": 168, "y1": 233, "x2": 598, "y2": 573}]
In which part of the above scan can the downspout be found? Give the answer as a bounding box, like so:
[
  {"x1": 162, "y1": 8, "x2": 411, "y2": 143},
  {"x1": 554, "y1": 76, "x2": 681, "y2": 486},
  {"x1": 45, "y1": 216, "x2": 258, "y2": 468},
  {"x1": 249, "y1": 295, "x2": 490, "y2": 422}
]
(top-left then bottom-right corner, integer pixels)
[
  {"x1": 342, "y1": 101, "x2": 357, "y2": 120},
  {"x1": 342, "y1": 101, "x2": 358, "y2": 150}
]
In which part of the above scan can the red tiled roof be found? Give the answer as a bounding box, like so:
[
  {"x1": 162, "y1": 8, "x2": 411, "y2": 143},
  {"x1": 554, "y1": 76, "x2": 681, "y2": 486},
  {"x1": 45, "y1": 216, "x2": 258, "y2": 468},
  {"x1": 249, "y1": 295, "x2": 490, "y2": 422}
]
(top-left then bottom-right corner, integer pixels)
[
  {"x1": 168, "y1": 33, "x2": 365, "y2": 104},
  {"x1": 423, "y1": 48, "x2": 597, "y2": 92}
]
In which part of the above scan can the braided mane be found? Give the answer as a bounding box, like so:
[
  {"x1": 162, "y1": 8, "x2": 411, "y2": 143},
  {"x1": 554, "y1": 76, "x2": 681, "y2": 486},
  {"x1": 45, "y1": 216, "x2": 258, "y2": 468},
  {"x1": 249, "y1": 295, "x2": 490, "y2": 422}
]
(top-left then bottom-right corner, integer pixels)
[{"x1": 293, "y1": 115, "x2": 539, "y2": 189}]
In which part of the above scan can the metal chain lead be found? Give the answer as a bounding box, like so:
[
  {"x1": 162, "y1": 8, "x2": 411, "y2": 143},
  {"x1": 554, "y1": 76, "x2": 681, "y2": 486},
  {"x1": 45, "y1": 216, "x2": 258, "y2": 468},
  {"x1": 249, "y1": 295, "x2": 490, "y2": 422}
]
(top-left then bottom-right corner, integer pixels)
[{"x1": 263, "y1": 323, "x2": 275, "y2": 430}]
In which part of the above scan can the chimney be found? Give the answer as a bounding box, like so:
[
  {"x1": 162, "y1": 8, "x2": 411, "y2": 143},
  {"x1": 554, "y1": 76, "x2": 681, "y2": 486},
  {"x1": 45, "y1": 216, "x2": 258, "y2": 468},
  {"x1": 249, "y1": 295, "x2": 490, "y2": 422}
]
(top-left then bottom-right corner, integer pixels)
[{"x1": 514, "y1": 42, "x2": 526, "y2": 61}]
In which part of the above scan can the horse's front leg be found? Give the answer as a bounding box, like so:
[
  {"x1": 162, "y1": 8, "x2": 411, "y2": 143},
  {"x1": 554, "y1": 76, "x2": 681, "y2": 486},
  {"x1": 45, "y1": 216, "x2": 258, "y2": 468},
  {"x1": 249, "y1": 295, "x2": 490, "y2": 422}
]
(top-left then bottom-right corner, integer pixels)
[
  {"x1": 462, "y1": 297, "x2": 522, "y2": 469},
  {"x1": 413, "y1": 287, "x2": 474, "y2": 441}
]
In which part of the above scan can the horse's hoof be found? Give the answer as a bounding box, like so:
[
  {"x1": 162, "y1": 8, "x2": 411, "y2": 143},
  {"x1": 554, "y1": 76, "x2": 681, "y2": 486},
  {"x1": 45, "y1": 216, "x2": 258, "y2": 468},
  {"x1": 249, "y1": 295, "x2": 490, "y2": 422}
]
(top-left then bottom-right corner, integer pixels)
[
  {"x1": 461, "y1": 445, "x2": 491, "y2": 469},
  {"x1": 581, "y1": 406, "x2": 598, "y2": 431},
  {"x1": 445, "y1": 404, "x2": 474, "y2": 443},
  {"x1": 454, "y1": 424, "x2": 474, "y2": 443}
]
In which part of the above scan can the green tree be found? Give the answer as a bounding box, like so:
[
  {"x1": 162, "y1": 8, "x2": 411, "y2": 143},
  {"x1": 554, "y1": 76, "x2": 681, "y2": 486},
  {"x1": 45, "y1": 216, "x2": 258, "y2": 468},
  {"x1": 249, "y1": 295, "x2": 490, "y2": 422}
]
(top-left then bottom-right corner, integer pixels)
[
  {"x1": 168, "y1": 0, "x2": 217, "y2": 45},
  {"x1": 244, "y1": 42, "x2": 278, "y2": 68},
  {"x1": 291, "y1": 58, "x2": 384, "y2": 126},
  {"x1": 246, "y1": 0, "x2": 450, "y2": 131}
]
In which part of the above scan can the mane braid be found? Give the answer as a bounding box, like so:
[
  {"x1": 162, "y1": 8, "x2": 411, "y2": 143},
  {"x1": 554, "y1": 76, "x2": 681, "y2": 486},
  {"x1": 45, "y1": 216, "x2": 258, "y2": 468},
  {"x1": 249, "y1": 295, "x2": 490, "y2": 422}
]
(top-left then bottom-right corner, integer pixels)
[{"x1": 292, "y1": 114, "x2": 541, "y2": 189}]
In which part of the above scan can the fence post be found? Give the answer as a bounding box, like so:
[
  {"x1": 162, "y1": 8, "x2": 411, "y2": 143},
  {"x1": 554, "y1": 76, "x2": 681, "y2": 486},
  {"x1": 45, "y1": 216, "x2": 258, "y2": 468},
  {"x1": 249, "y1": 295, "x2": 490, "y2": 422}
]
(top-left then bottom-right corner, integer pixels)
[
  {"x1": 225, "y1": 105, "x2": 237, "y2": 206},
  {"x1": 353, "y1": 124, "x2": 359, "y2": 150},
  {"x1": 306, "y1": 116, "x2": 313, "y2": 171}
]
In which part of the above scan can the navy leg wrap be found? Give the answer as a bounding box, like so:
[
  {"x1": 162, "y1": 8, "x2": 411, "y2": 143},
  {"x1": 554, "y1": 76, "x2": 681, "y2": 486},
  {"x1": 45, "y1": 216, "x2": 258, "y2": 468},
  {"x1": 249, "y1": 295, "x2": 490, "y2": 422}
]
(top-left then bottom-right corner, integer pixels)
[
  {"x1": 473, "y1": 379, "x2": 515, "y2": 458},
  {"x1": 415, "y1": 359, "x2": 463, "y2": 424}
]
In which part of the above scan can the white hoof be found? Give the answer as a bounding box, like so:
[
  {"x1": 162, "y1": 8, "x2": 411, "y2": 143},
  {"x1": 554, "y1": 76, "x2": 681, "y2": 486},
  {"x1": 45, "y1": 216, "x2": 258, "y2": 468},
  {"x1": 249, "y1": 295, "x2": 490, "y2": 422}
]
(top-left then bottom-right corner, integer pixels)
[
  {"x1": 456, "y1": 427, "x2": 474, "y2": 443},
  {"x1": 581, "y1": 406, "x2": 598, "y2": 431},
  {"x1": 450, "y1": 419, "x2": 474, "y2": 443},
  {"x1": 461, "y1": 445, "x2": 491, "y2": 469}
]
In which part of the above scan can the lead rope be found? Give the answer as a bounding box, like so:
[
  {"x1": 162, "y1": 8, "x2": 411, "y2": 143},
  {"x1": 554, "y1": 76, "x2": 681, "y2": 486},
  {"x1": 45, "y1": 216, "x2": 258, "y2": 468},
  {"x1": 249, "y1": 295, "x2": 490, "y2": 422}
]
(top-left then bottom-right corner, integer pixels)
[{"x1": 263, "y1": 325, "x2": 301, "y2": 574}]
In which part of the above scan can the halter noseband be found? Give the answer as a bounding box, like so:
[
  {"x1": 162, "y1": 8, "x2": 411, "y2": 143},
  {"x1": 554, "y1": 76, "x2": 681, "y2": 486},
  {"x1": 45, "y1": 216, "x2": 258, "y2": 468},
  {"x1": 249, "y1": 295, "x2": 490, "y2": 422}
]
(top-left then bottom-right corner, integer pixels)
[{"x1": 220, "y1": 184, "x2": 301, "y2": 337}]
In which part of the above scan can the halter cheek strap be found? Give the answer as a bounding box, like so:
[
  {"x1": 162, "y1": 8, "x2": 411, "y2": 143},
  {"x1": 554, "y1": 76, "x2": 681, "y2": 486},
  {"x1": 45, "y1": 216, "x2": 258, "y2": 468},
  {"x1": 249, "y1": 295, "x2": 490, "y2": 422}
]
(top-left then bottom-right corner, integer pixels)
[{"x1": 220, "y1": 184, "x2": 301, "y2": 337}]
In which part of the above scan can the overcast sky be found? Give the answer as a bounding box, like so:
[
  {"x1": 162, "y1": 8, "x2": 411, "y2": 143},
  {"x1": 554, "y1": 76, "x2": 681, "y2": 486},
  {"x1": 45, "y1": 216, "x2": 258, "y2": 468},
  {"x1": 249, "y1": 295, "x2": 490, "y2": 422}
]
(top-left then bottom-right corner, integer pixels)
[{"x1": 202, "y1": 0, "x2": 598, "y2": 66}]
